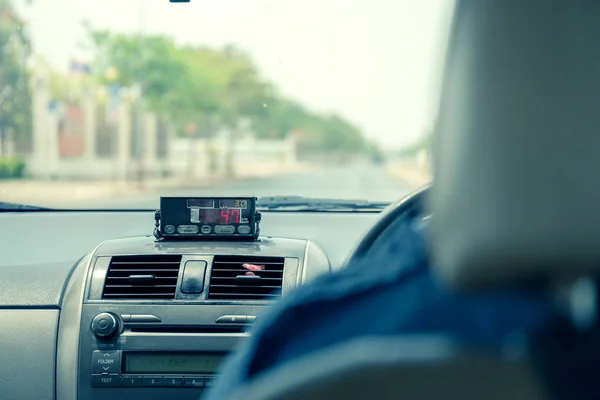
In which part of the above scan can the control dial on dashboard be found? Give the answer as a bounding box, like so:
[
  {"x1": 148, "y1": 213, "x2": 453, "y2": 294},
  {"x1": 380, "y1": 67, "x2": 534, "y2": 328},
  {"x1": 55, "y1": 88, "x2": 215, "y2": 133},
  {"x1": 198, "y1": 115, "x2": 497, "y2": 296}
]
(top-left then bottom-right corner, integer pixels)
[{"x1": 91, "y1": 312, "x2": 119, "y2": 338}]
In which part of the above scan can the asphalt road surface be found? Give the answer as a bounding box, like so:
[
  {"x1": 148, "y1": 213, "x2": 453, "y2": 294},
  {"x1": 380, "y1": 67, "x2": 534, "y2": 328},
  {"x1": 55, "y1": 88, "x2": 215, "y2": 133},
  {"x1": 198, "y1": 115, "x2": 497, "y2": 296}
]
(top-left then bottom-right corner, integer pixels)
[{"x1": 89, "y1": 163, "x2": 415, "y2": 209}]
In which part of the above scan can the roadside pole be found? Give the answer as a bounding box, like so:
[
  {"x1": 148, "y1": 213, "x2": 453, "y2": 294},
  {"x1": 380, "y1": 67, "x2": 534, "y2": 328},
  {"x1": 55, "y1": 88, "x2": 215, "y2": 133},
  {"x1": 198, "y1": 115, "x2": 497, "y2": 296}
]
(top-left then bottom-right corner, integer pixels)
[{"x1": 134, "y1": 0, "x2": 147, "y2": 189}]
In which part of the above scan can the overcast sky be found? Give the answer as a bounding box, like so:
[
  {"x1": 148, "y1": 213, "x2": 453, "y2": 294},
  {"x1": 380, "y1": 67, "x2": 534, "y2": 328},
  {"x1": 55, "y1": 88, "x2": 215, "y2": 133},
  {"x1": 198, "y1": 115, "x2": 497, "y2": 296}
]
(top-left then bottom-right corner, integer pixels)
[{"x1": 16, "y1": 0, "x2": 454, "y2": 149}]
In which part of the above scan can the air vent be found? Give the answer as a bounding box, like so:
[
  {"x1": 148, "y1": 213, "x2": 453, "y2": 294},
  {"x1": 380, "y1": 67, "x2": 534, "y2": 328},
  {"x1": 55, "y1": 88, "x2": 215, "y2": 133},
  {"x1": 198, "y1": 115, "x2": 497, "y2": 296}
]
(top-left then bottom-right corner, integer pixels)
[
  {"x1": 208, "y1": 255, "x2": 285, "y2": 300},
  {"x1": 102, "y1": 255, "x2": 182, "y2": 299}
]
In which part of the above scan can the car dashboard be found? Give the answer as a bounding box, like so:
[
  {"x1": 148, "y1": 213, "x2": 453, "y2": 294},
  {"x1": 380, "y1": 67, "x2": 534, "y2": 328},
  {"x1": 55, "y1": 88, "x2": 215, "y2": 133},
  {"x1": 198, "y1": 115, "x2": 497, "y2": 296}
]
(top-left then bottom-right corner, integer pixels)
[{"x1": 0, "y1": 210, "x2": 382, "y2": 400}]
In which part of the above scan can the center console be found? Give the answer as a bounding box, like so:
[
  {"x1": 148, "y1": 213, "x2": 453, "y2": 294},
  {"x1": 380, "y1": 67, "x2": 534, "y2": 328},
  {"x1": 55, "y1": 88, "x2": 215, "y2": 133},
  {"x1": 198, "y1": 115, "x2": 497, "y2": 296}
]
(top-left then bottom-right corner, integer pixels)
[{"x1": 56, "y1": 236, "x2": 330, "y2": 400}]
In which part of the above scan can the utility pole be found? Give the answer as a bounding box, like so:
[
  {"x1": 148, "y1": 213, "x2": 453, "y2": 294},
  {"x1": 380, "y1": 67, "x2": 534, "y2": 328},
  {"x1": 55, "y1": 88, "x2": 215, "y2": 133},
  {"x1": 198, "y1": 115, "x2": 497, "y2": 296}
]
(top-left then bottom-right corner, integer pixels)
[{"x1": 134, "y1": 0, "x2": 146, "y2": 187}]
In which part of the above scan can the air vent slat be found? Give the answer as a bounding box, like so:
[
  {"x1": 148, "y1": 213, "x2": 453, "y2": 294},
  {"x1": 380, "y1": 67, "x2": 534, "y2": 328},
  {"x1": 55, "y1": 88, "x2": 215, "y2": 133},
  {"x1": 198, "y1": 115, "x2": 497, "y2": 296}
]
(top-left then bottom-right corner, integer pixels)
[
  {"x1": 102, "y1": 255, "x2": 182, "y2": 300},
  {"x1": 103, "y1": 293, "x2": 177, "y2": 298},
  {"x1": 210, "y1": 277, "x2": 282, "y2": 282},
  {"x1": 208, "y1": 255, "x2": 285, "y2": 301},
  {"x1": 209, "y1": 293, "x2": 281, "y2": 299},
  {"x1": 107, "y1": 269, "x2": 180, "y2": 273},
  {"x1": 105, "y1": 285, "x2": 177, "y2": 288},
  {"x1": 106, "y1": 276, "x2": 178, "y2": 280},
  {"x1": 210, "y1": 285, "x2": 282, "y2": 289},
  {"x1": 212, "y1": 261, "x2": 285, "y2": 266},
  {"x1": 110, "y1": 261, "x2": 181, "y2": 265},
  {"x1": 209, "y1": 269, "x2": 283, "y2": 273}
]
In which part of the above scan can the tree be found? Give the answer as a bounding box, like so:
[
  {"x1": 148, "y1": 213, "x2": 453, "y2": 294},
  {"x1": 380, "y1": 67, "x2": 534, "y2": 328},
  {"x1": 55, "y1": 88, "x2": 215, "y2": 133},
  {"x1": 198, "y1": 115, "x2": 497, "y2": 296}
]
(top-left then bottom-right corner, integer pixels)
[
  {"x1": 85, "y1": 27, "x2": 370, "y2": 172},
  {"x1": 85, "y1": 27, "x2": 190, "y2": 114},
  {"x1": 85, "y1": 30, "x2": 276, "y2": 175},
  {"x1": 0, "y1": 0, "x2": 32, "y2": 155},
  {"x1": 251, "y1": 99, "x2": 310, "y2": 139},
  {"x1": 253, "y1": 99, "x2": 367, "y2": 156},
  {"x1": 199, "y1": 45, "x2": 275, "y2": 175}
]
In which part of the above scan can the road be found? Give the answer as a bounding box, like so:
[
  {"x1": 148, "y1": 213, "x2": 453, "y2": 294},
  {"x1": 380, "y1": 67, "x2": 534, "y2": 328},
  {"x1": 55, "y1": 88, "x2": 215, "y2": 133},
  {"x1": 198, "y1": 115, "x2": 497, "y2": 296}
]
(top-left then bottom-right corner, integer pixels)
[{"x1": 90, "y1": 163, "x2": 416, "y2": 209}]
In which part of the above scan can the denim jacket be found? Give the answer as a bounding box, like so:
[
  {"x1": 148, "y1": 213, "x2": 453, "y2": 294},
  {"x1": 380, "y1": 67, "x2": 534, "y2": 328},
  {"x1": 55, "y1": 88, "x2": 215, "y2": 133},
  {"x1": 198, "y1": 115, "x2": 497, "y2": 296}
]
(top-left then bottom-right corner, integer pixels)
[{"x1": 204, "y1": 217, "x2": 554, "y2": 400}]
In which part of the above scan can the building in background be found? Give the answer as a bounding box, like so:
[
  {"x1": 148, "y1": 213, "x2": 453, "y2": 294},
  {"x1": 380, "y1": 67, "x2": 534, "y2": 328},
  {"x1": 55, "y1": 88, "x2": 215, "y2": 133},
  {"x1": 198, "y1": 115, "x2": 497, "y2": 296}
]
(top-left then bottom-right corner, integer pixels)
[{"x1": 24, "y1": 59, "x2": 298, "y2": 182}]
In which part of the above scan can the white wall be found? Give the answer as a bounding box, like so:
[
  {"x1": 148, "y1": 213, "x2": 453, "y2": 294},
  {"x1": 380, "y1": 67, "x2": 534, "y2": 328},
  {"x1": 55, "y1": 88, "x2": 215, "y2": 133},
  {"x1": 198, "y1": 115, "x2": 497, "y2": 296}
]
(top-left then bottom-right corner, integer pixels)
[
  {"x1": 26, "y1": 65, "x2": 297, "y2": 180},
  {"x1": 169, "y1": 135, "x2": 298, "y2": 179}
]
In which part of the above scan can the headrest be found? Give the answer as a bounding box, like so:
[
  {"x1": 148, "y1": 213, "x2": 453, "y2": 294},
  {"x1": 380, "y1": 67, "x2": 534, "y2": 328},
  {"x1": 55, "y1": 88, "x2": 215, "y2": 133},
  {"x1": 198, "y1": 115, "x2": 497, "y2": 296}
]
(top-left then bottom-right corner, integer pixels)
[
  {"x1": 429, "y1": 1, "x2": 600, "y2": 290},
  {"x1": 227, "y1": 336, "x2": 545, "y2": 400}
]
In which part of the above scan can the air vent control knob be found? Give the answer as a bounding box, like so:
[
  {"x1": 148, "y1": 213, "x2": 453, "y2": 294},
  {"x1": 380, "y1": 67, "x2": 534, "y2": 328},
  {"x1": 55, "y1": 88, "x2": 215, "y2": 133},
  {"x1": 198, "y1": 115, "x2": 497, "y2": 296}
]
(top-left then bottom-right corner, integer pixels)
[{"x1": 91, "y1": 312, "x2": 119, "y2": 338}]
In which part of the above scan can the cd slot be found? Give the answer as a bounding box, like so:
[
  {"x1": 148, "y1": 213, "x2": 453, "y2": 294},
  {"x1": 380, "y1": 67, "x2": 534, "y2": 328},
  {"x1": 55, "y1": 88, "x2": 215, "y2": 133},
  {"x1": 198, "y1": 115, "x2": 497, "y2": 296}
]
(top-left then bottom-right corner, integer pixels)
[{"x1": 128, "y1": 325, "x2": 248, "y2": 334}]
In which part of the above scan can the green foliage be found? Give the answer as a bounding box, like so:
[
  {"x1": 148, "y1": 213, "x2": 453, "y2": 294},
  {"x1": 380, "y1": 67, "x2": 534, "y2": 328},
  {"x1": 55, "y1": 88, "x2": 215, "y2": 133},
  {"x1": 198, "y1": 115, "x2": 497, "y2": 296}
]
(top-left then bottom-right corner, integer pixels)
[
  {"x1": 84, "y1": 26, "x2": 367, "y2": 154},
  {"x1": 251, "y1": 100, "x2": 311, "y2": 139},
  {"x1": 254, "y1": 100, "x2": 367, "y2": 154},
  {"x1": 0, "y1": 156, "x2": 25, "y2": 178},
  {"x1": 314, "y1": 114, "x2": 366, "y2": 153},
  {"x1": 0, "y1": 0, "x2": 33, "y2": 154}
]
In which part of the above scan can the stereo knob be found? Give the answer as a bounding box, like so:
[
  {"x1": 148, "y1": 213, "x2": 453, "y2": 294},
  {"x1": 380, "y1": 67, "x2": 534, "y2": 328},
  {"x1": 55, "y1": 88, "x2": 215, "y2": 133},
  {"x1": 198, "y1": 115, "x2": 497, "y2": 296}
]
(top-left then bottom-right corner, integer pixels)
[{"x1": 91, "y1": 312, "x2": 119, "y2": 338}]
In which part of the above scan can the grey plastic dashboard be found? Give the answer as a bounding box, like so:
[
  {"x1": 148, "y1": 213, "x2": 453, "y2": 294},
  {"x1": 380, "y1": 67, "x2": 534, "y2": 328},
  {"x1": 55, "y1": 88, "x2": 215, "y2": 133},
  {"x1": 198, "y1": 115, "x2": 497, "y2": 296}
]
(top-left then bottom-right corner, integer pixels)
[
  {"x1": 0, "y1": 211, "x2": 379, "y2": 306},
  {"x1": 0, "y1": 210, "x2": 381, "y2": 400}
]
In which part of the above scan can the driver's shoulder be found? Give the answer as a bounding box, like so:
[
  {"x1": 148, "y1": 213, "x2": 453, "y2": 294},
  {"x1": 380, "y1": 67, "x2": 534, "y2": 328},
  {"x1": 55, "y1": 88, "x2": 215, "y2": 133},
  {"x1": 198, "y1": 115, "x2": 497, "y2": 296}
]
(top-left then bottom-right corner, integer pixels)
[
  {"x1": 245, "y1": 218, "x2": 430, "y2": 353},
  {"x1": 238, "y1": 221, "x2": 430, "y2": 378},
  {"x1": 277, "y1": 218, "x2": 428, "y2": 311}
]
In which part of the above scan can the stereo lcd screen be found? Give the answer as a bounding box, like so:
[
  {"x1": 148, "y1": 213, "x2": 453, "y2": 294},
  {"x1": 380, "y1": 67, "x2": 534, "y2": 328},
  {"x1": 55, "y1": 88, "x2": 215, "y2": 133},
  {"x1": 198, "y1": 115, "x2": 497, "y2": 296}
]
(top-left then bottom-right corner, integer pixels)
[{"x1": 124, "y1": 352, "x2": 226, "y2": 374}]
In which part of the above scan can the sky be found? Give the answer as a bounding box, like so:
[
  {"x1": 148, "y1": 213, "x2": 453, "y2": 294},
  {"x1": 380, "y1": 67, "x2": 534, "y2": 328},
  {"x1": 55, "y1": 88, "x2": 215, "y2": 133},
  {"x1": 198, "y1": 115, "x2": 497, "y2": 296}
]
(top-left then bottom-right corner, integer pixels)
[{"x1": 15, "y1": 0, "x2": 454, "y2": 149}]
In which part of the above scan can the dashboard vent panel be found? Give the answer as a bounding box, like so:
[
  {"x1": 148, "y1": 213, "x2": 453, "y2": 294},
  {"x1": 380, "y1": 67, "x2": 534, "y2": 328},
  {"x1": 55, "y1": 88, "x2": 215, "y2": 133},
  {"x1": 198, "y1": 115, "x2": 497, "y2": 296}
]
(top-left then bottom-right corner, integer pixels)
[
  {"x1": 102, "y1": 255, "x2": 182, "y2": 300},
  {"x1": 208, "y1": 255, "x2": 285, "y2": 300}
]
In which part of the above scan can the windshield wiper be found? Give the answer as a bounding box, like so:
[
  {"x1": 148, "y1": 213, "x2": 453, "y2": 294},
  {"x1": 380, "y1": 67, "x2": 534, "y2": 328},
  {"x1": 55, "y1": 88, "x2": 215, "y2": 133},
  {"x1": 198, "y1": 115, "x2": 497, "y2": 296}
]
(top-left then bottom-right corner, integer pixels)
[
  {"x1": 256, "y1": 196, "x2": 390, "y2": 211},
  {"x1": 0, "y1": 201, "x2": 53, "y2": 211}
]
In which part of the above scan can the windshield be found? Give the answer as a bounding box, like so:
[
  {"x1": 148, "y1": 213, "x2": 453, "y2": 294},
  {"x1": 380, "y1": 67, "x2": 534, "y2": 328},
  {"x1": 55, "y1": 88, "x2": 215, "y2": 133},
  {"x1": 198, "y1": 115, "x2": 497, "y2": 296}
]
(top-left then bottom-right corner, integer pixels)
[{"x1": 0, "y1": 0, "x2": 451, "y2": 210}]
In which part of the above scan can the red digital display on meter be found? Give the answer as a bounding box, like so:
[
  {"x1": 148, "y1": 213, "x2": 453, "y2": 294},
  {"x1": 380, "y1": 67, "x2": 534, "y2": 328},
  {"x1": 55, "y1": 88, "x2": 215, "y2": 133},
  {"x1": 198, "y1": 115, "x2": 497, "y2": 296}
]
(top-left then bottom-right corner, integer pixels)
[{"x1": 199, "y1": 209, "x2": 241, "y2": 224}]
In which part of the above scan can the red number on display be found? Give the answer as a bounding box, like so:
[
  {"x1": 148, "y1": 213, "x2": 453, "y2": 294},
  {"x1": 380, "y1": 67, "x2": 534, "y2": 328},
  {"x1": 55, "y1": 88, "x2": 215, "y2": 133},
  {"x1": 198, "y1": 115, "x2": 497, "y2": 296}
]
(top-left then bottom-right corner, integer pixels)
[
  {"x1": 220, "y1": 209, "x2": 229, "y2": 224},
  {"x1": 231, "y1": 209, "x2": 241, "y2": 223}
]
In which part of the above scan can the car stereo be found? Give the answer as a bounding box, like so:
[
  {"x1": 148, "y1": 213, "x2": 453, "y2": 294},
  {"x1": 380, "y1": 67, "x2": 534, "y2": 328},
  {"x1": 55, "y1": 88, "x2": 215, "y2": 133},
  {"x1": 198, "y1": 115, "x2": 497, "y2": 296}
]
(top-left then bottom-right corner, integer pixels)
[
  {"x1": 154, "y1": 197, "x2": 261, "y2": 240},
  {"x1": 91, "y1": 350, "x2": 225, "y2": 388}
]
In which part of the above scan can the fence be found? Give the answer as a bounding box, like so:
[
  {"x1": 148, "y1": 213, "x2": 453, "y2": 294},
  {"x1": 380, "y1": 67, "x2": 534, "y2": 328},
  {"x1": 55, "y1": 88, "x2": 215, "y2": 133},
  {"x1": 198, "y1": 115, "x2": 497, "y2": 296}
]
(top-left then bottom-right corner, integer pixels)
[{"x1": 20, "y1": 66, "x2": 297, "y2": 181}]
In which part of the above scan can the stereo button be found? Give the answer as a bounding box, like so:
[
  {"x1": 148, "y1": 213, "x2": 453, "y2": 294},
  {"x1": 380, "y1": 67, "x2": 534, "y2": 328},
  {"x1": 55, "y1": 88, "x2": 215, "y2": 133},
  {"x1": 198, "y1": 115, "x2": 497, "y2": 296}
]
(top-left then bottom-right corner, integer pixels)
[
  {"x1": 91, "y1": 313, "x2": 119, "y2": 338},
  {"x1": 122, "y1": 376, "x2": 143, "y2": 387},
  {"x1": 204, "y1": 377, "x2": 216, "y2": 387},
  {"x1": 215, "y1": 315, "x2": 258, "y2": 323},
  {"x1": 129, "y1": 314, "x2": 161, "y2": 323},
  {"x1": 91, "y1": 374, "x2": 121, "y2": 387},
  {"x1": 92, "y1": 350, "x2": 120, "y2": 374},
  {"x1": 162, "y1": 377, "x2": 184, "y2": 387},
  {"x1": 143, "y1": 376, "x2": 164, "y2": 387},
  {"x1": 184, "y1": 377, "x2": 204, "y2": 387},
  {"x1": 216, "y1": 315, "x2": 247, "y2": 323}
]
